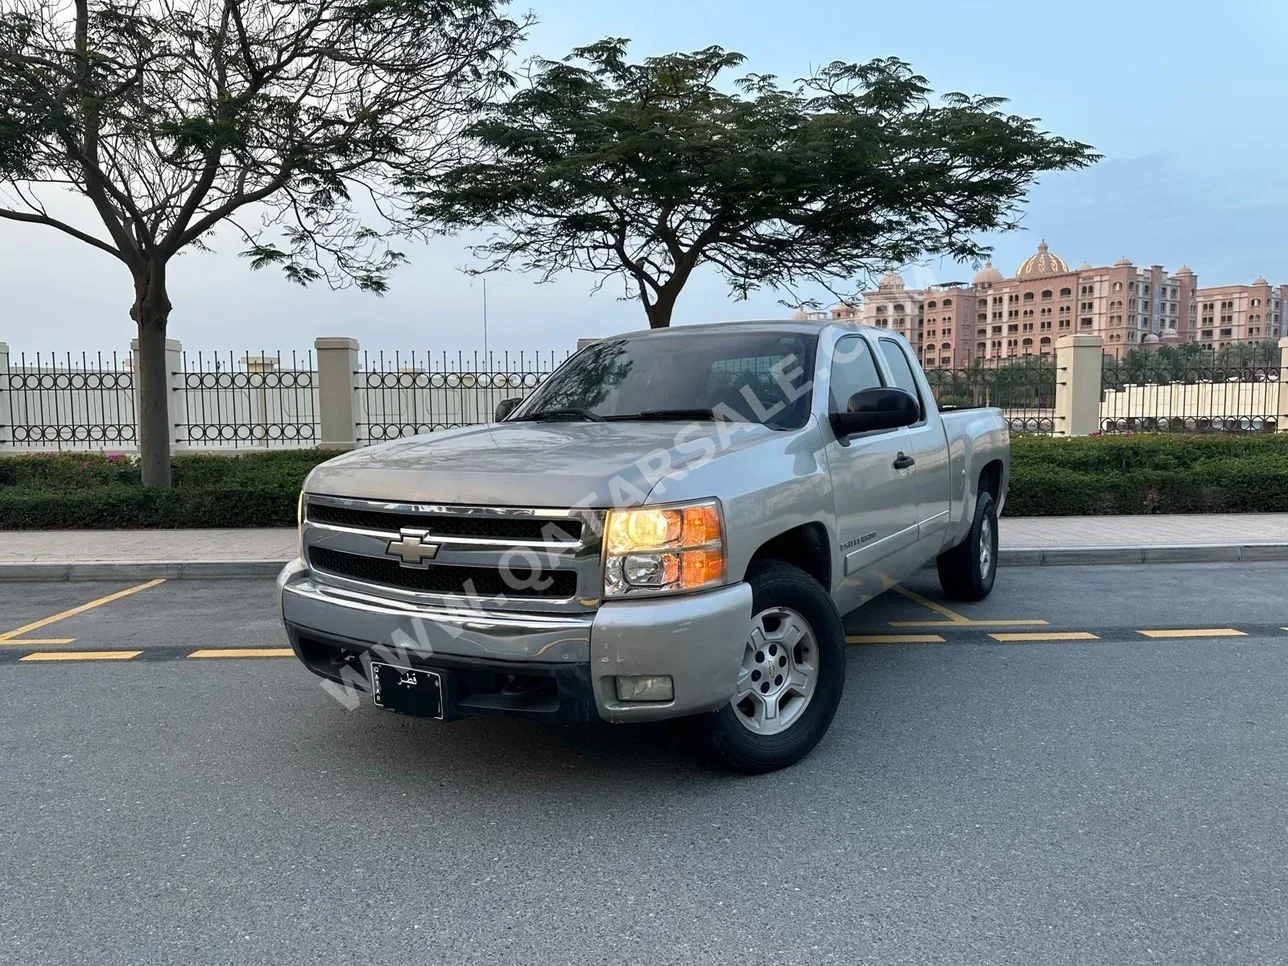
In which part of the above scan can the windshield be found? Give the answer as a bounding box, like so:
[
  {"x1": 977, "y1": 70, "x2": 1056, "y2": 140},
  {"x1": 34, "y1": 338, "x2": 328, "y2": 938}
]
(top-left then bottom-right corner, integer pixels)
[{"x1": 513, "y1": 329, "x2": 817, "y2": 429}]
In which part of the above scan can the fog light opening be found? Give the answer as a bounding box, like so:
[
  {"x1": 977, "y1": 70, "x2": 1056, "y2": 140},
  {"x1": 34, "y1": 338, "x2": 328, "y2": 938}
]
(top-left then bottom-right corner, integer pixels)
[{"x1": 615, "y1": 674, "x2": 674, "y2": 703}]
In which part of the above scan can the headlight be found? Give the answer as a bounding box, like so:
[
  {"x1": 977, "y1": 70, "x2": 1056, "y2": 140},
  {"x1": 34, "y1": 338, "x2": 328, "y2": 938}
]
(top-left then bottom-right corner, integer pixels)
[{"x1": 603, "y1": 499, "x2": 725, "y2": 598}]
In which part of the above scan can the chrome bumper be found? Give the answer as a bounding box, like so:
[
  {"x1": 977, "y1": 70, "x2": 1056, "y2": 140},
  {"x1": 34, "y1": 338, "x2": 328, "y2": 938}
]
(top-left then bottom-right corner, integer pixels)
[{"x1": 277, "y1": 560, "x2": 753, "y2": 723}]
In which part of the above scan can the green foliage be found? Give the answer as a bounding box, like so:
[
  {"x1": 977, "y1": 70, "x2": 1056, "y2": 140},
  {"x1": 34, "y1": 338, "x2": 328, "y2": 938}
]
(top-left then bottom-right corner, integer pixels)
[
  {"x1": 1007, "y1": 435, "x2": 1288, "y2": 515},
  {"x1": 0, "y1": 451, "x2": 336, "y2": 528},
  {"x1": 417, "y1": 39, "x2": 1098, "y2": 327},
  {"x1": 1108, "y1": 341, "x2": 1280, "y2": 385},
  {"x1": 3, "y1": 437, "x2": 1287, "y2": 528}
]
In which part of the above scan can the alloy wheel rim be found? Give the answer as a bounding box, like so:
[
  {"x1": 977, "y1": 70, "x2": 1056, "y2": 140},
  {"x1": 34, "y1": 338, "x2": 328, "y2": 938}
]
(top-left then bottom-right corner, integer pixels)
[
  {"x1": 731, "y1": 606, "x2": 819, "y2": 736},
  {"x1": 980, "y1": 516, "x2": 994, "y2": 577}
]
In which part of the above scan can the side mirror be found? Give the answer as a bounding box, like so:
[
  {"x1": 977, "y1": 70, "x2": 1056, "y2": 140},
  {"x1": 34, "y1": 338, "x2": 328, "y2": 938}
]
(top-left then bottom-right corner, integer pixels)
[
  {"x1": 494, "y1": 397, "x2": 523, "y2": 422},
  {"x1": 829, "y1": 387, "x2": 920, "y2": 438}
]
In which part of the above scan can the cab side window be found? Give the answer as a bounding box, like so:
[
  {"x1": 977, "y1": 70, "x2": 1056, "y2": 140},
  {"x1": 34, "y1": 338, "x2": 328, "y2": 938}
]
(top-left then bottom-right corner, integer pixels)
[
  {"x1": 829, "y1": 336, "x2": 884, "y2": 412},
  {"x1": 878, "y1": 339, "x2": 924, "y2": 421}
]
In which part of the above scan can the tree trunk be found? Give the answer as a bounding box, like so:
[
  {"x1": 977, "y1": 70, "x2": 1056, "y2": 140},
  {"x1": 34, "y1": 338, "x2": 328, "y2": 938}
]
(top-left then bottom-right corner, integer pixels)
[
  {"x1": 645, "y1": 294, "x2": 676, "y2": 328},
  {"x1": 131, "y1": 261, "x2": 173, "y2": 488}
]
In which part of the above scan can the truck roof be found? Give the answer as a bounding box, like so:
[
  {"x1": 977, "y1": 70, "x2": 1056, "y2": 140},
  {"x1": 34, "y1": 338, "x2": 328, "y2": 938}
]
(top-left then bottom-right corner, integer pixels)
[{"x1": 600, "y1": 319, "x2": 888, "y2": 341}]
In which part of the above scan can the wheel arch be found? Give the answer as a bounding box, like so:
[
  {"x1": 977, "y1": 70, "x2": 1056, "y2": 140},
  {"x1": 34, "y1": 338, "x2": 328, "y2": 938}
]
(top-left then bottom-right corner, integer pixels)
[{"x1": 746, "y1": 521, "x2": 832, "y2": 593}]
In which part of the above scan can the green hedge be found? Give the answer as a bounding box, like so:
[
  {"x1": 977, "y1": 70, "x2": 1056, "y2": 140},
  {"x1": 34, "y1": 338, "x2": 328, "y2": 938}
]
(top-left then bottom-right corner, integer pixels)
[
  {"x1": 0, "y1": 451, "x2": 336, "y2": 530},
  {"x1": 1007, "y1": 435, "x2": 1288, "y2": 515},
  {"x1": 2, "y1": 436, "x2": 1287, "y2": 528}
]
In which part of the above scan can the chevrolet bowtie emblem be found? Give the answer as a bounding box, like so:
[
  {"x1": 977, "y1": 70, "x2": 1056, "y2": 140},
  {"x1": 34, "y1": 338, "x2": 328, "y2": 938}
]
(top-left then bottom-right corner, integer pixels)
[{"x1": 386, "y1": 529, "x2": 440, "y2": 568}]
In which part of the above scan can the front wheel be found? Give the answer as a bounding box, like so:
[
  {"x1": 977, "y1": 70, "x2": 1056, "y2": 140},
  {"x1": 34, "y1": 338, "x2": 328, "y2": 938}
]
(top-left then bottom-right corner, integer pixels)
[
  {"x1": 936, "y1": 490, "x2": 998, "y2": 602},
  {"x1": 694, "y1": 560, "x2": 846, "y2": 774}
]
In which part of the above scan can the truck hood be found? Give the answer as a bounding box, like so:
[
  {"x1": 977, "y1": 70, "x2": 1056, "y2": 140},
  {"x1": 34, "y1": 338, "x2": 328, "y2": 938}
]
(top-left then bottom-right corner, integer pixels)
[{"x1": 305, "y1": 420, "x2": 780, "y2": 507}]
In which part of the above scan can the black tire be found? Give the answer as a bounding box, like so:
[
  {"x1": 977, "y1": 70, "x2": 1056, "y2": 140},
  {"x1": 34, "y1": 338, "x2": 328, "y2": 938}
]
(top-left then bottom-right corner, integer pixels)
[
  {"x1": 936, "y1": 490, "x2": 998, "y2": 602},
  {"x1": 694, "y1": 560, "x2": 846, "y2": 774}
]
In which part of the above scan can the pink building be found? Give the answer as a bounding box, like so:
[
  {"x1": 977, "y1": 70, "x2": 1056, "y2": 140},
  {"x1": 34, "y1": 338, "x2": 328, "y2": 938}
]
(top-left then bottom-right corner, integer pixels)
[
  {"x1": 1194, "y1": 278, "x2": 1286, "y2": 351},
  {"x1": 833, "y1": 241, "x2": 1283, "y2": 364}
]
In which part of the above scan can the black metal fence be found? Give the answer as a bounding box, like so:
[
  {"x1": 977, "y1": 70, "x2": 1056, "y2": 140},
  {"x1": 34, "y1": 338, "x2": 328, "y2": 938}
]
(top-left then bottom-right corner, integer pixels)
[
  {"x1": 0, "y1": 351, "x2": 137, "y2": 451},
  {"x1": 923, "y1": 361, "x2": 1060, "y2": 435},
  {"x1": 1100, "y1": 346, "x2": 1283, "y2": 433},
  {"x1": 356, "y1": 350, "x2": 571, "y2": 444},
  {"x1": 176, "y1": 351, "x2": 318, "y2": 448}
]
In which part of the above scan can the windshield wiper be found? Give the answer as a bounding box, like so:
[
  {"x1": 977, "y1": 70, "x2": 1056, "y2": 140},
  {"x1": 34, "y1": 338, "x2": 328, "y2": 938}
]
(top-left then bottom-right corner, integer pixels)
[
  {"x1": 606, "y1": 408, "x2": 717, "y2": 422},
  {"x1": 518, "y1": 408, "x2": 605, "y2": 422}
]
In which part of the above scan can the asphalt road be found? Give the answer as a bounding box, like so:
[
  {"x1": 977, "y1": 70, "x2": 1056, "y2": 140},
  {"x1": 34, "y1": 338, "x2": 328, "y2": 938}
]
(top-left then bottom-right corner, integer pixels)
[{"x1": 2, "y1": 564, "x2": 1287, "y2": 965}]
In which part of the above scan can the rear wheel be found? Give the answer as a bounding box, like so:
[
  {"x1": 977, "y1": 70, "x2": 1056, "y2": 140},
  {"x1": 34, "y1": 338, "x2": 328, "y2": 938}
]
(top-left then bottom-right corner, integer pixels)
[
  {"x1": 695, "y1": 560, "x2": 845, "y2": 774},
  {"x1": 937, "y1": 490, "x2": 998, "y2": 602}
]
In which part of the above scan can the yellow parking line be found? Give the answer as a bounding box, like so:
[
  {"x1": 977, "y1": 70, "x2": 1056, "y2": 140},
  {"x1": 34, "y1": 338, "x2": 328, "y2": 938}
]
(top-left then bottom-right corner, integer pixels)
[
  {"x1": 890, "y1": 619, "x2": 1051, "y2": 627},
  {"x1": 892, "y1": 586, "x2": 969, "y2": 621},
  {"x1": 6, "y1": 638, "x2": 76, "y2": 645},
  {"x1": 188, "y1": 648, "x2": 295, "y2": 659},
  {"x1": 847, "y1": 634, "x2": 946, "y2": 644},
  {"x1": 20, "y1": 651, "x2": 142, "y2": 662},
  {"x1": 1138, "y1": 628, "x2": 1246, "y2": 639},
  {"x1": 989, "y1": 631, "x2": 1100, "y2": 642},
  {"x1": 0, "y1": 578, "x2": 166, "y2": 643},
  {"x1": 888, "y1": 586, "x2": 1047, "y2": 628}
]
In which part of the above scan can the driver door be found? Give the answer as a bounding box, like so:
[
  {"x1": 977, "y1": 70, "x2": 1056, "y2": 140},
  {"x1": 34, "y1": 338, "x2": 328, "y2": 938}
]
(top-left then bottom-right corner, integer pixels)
[{"x1": 824, "y1": 335, "x2": 920, "y2": 613}]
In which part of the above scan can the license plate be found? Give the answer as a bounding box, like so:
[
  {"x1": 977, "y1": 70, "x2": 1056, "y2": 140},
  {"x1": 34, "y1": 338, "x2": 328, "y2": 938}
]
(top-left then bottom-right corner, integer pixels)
[{"x1": 371, "y1": 662, "x2": 444, "y2": 719}]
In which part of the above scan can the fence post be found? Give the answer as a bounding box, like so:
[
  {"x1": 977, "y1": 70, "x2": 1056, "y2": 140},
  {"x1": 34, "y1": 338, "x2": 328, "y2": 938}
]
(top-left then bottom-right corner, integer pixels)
[
  {"x1": 315, "y1": 336, "x2": 359, "y2": 449},
  {"x1": 129, "y1": 337, "x2": 184, "y2": 452},
  {"x1": 0, "y1": 342, "x2": 10, "y2": 452},
  {"x1": 1053, "y1": 334, "x2": 1103, "y2": 436},
  {"x1": 1278, "y1": 337, "x2": 1288, "y2": 433}
]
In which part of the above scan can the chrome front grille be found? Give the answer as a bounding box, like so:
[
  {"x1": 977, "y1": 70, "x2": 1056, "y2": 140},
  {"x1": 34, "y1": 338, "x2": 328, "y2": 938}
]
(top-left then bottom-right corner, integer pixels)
[
  {"x1": 306, "y1": 502, "x2": 582, "y2": 543},
  {"x1": 302, "y1": 495, "x2": 602, "y2": 612}
]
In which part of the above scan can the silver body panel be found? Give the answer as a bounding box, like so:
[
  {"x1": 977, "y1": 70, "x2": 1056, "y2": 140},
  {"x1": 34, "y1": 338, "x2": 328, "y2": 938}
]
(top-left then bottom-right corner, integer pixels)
[{"x1": 280, "y1": 320, "x2": 1010, "y2": 722}]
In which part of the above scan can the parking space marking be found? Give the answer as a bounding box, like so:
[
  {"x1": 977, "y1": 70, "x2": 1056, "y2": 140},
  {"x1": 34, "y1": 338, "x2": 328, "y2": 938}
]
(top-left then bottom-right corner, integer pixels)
[
  {"x1": 188, "y1": 648, "x2": 294, "y2": 658},
  {"x1": 20, "y1": 651, "x2": 143, "y2": 662},
  {"x1": 847, "y1": 634, "x2": 946, "y2": 644},
  {"x1": 0, "y1": 578, "x2": 166, "y2": 644},
  {"x1": 989, "y1": 631, "x2": 1100, "y2": 642},
  {"x1": 888, "y1": 586, "x2": 1048, "y2": 628},
  {"x1": 1138, "y1": 628, "x2": 1247, "y2": 639}
]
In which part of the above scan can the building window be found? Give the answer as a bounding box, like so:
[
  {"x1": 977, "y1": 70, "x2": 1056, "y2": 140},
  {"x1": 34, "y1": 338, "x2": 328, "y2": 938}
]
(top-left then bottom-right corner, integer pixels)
[
  {"x1": 1113, "y1": 282, "x2": 1123, "y2": 292},
  {"x1": 1060, "y1": 287, "x2": 1072, "y2": 298},
  {"x1": 1080, "y1": 317, "x2": 1093, "y2": 328},
  {"x1": 942, "y1": 298, "x2": 952, "y2": 307},
  {"x1": 926, "y1": 301, "x2": 937, "y2": 310},
  {"x1": 1023, "y1": 292, "x2": 1034, "y2": 302}
]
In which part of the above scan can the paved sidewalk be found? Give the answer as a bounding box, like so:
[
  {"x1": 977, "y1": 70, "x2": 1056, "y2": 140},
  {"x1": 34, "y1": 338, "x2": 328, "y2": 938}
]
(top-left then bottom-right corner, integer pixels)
[{"x1": 3, "y1": 514, "x2": 1288, "y2": 565}]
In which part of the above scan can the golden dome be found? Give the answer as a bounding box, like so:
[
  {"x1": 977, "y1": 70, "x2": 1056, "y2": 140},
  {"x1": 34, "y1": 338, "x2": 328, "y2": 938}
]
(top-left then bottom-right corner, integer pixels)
[{"x1": 1016, "y1": 241, "x2": 1069, "y2": 278}]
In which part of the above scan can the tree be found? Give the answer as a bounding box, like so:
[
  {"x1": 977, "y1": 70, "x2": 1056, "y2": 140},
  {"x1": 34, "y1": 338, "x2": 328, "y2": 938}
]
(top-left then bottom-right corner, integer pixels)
[
  {"x1": 416, "y1": 39, "x2": 1098, "y2": 329},
  {"x1": 0, "y1": 0, "x2": 523, "y2": 485}
]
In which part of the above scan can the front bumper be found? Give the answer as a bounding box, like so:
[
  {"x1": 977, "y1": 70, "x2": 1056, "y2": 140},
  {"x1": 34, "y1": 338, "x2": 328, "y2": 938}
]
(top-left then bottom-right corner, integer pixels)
[{"x1": 277, "y1": 559, "x2": 753, "y2": 723}]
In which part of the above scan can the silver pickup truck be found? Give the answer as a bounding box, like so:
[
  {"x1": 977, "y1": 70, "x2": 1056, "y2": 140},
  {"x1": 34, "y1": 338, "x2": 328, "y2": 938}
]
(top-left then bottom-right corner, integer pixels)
[{"x1": 278, "y1": 320, "x2": 1009, "y2": 772}]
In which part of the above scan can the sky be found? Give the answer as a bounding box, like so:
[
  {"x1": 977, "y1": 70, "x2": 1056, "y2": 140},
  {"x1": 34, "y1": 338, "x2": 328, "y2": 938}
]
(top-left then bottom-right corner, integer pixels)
[{"x1": 2, "y1": 0, "x2": 1287, "y2": 360}]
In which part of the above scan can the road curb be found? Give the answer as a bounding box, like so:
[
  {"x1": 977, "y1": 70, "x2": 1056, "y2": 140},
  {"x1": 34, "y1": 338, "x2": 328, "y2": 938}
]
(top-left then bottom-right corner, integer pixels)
[
  {"x1": 0, "y1": 560, "x2": 288, "y2": 581},
  {"x1": 999, "y1": 544, "x2": 1288, "y2": 567},
  {"x1": 2, "y1": 545, "x2": 1288, "y2": 580}
]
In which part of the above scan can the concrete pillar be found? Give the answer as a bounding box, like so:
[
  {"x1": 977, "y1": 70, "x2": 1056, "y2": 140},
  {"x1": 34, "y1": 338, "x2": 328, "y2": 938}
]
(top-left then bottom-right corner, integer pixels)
[
  {"x1": 1278, "y1": 337, "x2": 1288, "y2": 433},
  {"x1": 1053, "y1": 334, "x2": 1104, "y2": 436},
  {"x1": 0, "y1": 342, "x2": 10, "y2": 451},
  {"x1": 130, "y1": 337, "x2": 184, "y2": 450},
  {"x1": 315, "y1": 337, "x2": 360, "y2": 449}
]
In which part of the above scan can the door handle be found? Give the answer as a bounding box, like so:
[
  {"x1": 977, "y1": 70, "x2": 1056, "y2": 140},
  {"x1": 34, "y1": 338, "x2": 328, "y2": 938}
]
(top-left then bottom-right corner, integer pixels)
[{"x1": 892, "y1": 452, "x2": 916, "y2": 470}]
